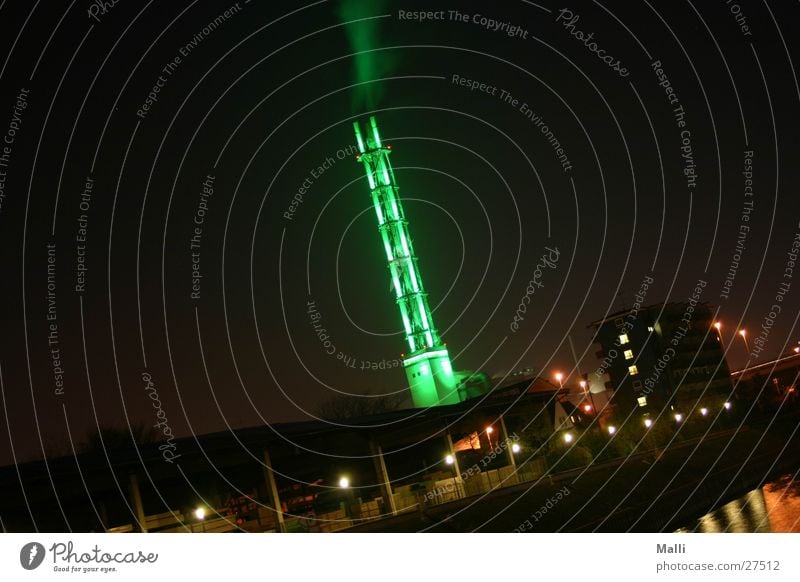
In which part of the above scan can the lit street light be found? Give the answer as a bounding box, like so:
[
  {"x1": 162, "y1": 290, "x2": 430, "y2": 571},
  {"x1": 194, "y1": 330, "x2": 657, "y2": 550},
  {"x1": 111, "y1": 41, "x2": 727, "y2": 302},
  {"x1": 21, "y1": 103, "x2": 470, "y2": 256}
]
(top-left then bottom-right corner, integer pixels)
[
  {"x1": 674, "y1": 413, "x2": 683, "y2": 423},
  {"x1": 445, "y1": 454, "x2": 455, "y2": 465},
  {"x1": 554, "y1": 372, "x2": 564, "y2": 388},
  {"x1": 700, "y1": 407, "x2": 708, "y2": 416},
  {"x1": 608, "y1": 426, "x2": 617, "y2": 435},
  {"x1": 511, "y1": 443, "x2": 521, "y2": 454},
  {"x1": 644, "y1": 418, "x2": 653, "y2": 429},
  {"x1": 738, "y1": 329, "x2": 749, "y2": 353},
  {"x1": 724, "y1": 401, "x2": 732, "y2": 410},
  {"x1": 563, "y1": 432, "x2": 574, "y2": 443},
  {"x1": 338, "y1": 476, "x2": 350, "y2": 489},
  {"x1": 194, "y1": 507, "x2": 206, "y2": 520}
]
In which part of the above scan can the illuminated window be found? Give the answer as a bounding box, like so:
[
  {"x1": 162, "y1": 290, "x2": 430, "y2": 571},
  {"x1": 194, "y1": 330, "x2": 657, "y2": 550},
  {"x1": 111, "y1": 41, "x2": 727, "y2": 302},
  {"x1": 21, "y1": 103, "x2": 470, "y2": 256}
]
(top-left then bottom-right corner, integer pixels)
[
  {"x1": 624, "y1": 349, "x2": 634, "y2": 360},
  {"x1": 637, "y1": 396, "x2": 648, "y2": 407},
  {"x1": 647, "y1": 326, "x2": 654, "y2": 332},
  {"x1": 628, "y1": 365, "x2": 639, "y2": 375},
  {"x1": 619, "y1": 334, "x2": 629, "y2": 345}
]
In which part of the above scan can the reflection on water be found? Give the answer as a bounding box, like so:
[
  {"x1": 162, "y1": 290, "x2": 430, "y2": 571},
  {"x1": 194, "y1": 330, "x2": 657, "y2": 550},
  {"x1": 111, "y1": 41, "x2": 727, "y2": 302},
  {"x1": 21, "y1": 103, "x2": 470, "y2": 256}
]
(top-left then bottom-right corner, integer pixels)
[{"x1": 677, "y1": 474, "x2": 800, "y2": 533}]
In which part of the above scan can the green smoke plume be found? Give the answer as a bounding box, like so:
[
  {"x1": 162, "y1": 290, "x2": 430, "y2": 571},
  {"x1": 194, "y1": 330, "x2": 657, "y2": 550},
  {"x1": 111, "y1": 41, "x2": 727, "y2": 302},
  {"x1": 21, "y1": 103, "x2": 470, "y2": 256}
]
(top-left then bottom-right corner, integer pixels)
[{"x1": 338, "y1": 0, "x2": 397, "y2": 112}]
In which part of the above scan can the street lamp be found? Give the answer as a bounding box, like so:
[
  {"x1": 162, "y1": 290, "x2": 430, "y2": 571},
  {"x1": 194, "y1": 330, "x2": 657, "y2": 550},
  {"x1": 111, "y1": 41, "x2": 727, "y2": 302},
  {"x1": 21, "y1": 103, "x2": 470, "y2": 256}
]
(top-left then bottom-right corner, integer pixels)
[
  {"x1": 674, "y1": 413, "x2": 683, "y2": 423},
  {"x1": 338, "y1": 476, "x2": 350, "y2": 489},
  {"x1": 445, "y1": 454, "x2": 455, "y2": 465},
  {"x1": 738, "y1": 329, "x2": 749, "y2": 353},
  {"x1": 554, "y1": 372, "x2": 564, "y2": 388},
  {"x1": 608, "y1": 426, "x2": 617, "y2": 435},
  {"x1": 563, "y1": 432, "x2": 574, "y2": 443},
  {"x1": 714, "y1": 321, "x2": 725, "y2": 346},
  {"x1": 700, "y1": 407, "x2": 708, "y2": 416},
  {"x1": 644, "y1": 418, "x2": 653, "y2": 429},
  {"x1": 194, "y1": 507, "x2": 206, "y2": 520},
  {"x1": 511, "y1": 443, "x2": 521, "y2": 454},
  {"x1": 724, "y1": 401, "x2": 732, "y2": 410}
]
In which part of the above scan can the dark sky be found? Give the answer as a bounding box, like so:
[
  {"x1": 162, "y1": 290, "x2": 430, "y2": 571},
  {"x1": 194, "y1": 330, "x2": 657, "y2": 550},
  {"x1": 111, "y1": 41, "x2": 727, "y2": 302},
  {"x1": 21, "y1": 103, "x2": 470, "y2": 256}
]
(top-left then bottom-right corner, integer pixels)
[{"x1": 1, "y1": 0, "x2": 799, "y2": 466}]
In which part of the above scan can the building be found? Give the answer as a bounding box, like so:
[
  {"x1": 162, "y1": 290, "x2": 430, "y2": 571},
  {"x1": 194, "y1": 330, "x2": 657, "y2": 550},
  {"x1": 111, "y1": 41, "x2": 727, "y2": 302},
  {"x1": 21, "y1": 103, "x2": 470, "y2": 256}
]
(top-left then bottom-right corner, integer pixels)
[{"x1": 589, "y1": 302, "x2": 733, "y2": 412}]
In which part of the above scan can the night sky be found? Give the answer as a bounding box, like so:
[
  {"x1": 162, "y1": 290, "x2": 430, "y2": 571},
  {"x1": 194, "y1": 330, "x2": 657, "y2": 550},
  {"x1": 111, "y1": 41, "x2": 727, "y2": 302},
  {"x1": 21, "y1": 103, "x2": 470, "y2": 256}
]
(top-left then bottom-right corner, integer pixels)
[{"x1": 1, "y1": 0, "x2": 799, "y2": 466}]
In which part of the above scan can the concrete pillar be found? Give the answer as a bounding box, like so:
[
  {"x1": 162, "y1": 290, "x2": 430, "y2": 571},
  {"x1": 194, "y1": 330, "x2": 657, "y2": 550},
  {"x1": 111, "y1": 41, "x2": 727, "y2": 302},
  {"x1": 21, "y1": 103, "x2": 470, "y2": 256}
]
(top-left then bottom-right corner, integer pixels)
[
  {"x1": 370, "y1": 440, "x2": 397, "y2": 516},
  {"x1": 262, "y1": 448, "x2": 286, "y2": 532},
  {"x1": 128, "y1": 473, "x2": 147, "y2": 533}
]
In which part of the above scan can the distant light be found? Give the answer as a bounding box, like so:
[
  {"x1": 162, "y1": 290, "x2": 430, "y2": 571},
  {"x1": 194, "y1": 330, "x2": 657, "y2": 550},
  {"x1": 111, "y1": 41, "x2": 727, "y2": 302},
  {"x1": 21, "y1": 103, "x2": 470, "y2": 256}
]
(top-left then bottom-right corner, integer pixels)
[
  {"x1": 511, "y1": 443, "x2": 521, "y2": 454},
  {"x1": 563, "y1": 433, "x2": 573, "y2": 443},
  {"x1": 445, "y1": 454, "x2": 454, "y2": 465},
  {"x1": 339, "y1": 477, "x2": 350, "y2": 488},
  {"x1": 794, "y1": 347, "x2": 800, "y2": 353},
  {"x1": 724, "y1": 402, "x2": 732, "y2": 410},
  {"x1": 644, "y1": 418, "x2": 653, "y2": 428},
  {"x1": 554, "y1": 372, "x2": 564, "y2": 382},
  {"x1": 700, "y1": 407, "x2": 708, "y2": 416},
  {"x1": 739, "y1": 329, "x2": 747, "y2": 337},
  {"x1": 583, "y1": 404, "x2": 593, "y2": 412},
  {"x1": 608, "y1": 426, "x2": 617, "y2": 435},
  {"x1": 674, "y1": 413, "x2": 683, "y2": 422},
  {"x1": 486, "y1": 426, "x2": 494, "y2": 434},
  {"x1": 194, "y1": 507, "x2": 206, "y2": 520},
  {"x1": 714, "y1": 322, "x2": 721, "y2": 330},
  {"x1": 579, "y1": 380, "x2": 587, "y2": 389},
  {"x1": 647, "y1": 326, "x2": 654, "y2": 332}
]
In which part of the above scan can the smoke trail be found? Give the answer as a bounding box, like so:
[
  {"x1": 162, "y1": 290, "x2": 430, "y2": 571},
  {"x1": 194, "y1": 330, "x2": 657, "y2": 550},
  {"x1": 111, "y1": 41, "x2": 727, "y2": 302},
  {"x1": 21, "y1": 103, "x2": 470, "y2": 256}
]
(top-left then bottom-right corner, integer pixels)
[{"x1": 338, "y1": 0, "x2": 397, "y2": 112}]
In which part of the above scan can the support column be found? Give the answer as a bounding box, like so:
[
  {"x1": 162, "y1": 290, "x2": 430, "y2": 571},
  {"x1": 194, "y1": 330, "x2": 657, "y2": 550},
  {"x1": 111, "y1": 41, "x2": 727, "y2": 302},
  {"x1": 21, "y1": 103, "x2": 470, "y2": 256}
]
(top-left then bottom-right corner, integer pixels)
[
  {"x1": 370, "y1": 440, "x2": 397, "y2": 516},
  {"x1": 128, "y1": 473, "x2": 147, "y2": 533},
  {"x1": 262, "y1": 448, "x2": 286, "y2": 533},
  {"x1": 500, "y1": 416, "x2": 517, "y2": 470}
]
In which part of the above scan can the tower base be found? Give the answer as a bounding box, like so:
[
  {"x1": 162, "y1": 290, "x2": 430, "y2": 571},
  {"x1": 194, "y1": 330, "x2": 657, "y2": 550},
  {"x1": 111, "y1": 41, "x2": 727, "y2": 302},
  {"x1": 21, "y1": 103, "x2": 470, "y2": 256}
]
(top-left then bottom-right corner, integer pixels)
[{"x1": 403, "y1": 347, "x2": 460, "y2": 408}]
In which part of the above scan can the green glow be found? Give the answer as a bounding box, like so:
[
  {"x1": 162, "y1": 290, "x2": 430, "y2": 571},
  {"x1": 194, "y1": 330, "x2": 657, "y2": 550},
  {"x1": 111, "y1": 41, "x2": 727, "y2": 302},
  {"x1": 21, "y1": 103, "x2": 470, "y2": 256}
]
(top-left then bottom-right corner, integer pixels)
[
  {"x1": 353, "y1": 122, "x2": 365, "y2": 153},
  {"x1": 373, "y1": 195, "x2": 385, "y2": 225},
  {"x1": 399, "y1": 230, "x2": 410, "y2": 257},
  {"x1": 354, "y1": 115, "x2": 461, "y2": 408},
  {"x1": 392, "y1": 273, "x2": 402, "y2": 298},
  {"x1": 403, "y1": 349, "x2": 449, "y2": 367},
  {"x1": 408, "y1": 265, "x2": 419, "y2": 292},
  {"x1": 370, "y1": 116, "x2": 382, "y2": 148}
]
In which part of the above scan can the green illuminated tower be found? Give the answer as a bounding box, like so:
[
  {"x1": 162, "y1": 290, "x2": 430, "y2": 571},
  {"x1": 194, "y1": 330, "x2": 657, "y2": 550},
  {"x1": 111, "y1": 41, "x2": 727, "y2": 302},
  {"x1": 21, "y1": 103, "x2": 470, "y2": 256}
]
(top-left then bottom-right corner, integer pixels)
[{"x1": 353, "y1": 116, "x2": 460, "y2": 408}]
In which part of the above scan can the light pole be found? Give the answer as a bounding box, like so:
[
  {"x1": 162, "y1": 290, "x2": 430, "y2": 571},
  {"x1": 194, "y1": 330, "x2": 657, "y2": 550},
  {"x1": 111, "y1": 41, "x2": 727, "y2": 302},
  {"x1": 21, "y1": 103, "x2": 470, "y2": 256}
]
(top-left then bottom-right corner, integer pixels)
[
  {"x1": 738, "y1": 329, "x2": 749, "y2": 354},
  {"x1": 714, "y1": 321, "x2": 724, "y2": 347}
]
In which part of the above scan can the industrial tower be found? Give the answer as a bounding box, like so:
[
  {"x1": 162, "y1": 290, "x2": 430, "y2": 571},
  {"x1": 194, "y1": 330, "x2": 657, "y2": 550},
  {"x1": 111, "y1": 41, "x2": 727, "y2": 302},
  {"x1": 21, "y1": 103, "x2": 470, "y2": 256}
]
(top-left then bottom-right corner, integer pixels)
[{"x1": 353, "y1": 116, "x2": 460, "y2": 408}]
